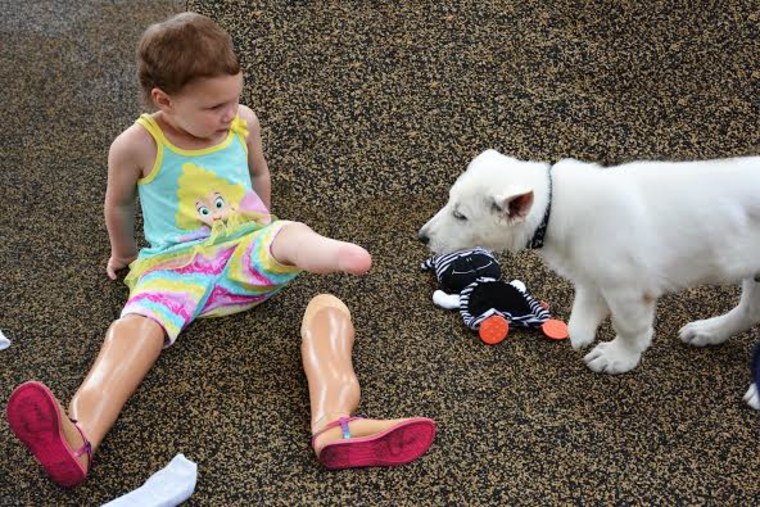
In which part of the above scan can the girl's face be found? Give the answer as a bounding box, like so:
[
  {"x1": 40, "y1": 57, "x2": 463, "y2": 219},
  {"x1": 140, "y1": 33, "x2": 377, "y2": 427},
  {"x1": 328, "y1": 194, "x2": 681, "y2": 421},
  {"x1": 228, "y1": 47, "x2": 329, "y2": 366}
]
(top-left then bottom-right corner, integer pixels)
[{"x1": 158, "y1": 72, "x2": 243, "y2": 141}]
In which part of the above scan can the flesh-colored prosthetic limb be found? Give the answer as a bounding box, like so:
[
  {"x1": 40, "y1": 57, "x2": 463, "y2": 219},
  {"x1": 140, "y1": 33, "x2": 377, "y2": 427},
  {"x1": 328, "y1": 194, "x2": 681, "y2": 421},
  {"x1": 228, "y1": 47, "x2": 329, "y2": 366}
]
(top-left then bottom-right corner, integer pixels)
[
  {"x1": 301, "y1": 294, "x2": 436, "y2": 469},
  {"x1": 301, "y1": 294, "x2": 360, "y2": 431},
  {"x1": 70, "y1": 314, "x2": 165, "y2": 450},
  {"x1": 7, "y1": 314, "x2": 164, "y2": 487}
]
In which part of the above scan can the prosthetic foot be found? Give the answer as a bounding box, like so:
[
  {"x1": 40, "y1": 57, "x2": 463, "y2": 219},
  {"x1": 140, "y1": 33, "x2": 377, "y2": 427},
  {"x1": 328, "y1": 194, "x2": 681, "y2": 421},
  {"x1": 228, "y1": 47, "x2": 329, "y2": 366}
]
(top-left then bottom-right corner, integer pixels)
[{"x1": 301, "y1": 294, "x2": 436, "y2": 469}]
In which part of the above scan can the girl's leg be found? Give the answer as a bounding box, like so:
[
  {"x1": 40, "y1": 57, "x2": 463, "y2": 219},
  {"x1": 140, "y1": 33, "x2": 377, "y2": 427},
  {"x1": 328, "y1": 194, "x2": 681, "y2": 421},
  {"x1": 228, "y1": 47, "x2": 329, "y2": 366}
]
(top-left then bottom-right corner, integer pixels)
[
  {"x1": 270, "y1": 222, "x2": 372, "y2": 275},
  {"x1": 61, "y1": 315, "x2": 165, "y2": 470},
  {"x1": 301, "y1": 294, "x2": 432, "y2": 458}
]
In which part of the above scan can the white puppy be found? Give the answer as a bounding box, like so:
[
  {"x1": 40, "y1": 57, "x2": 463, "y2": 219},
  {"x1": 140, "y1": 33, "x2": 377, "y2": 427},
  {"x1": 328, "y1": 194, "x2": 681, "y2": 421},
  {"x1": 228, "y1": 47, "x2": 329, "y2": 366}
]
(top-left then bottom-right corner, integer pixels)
[{"x1": 419, "y1": 149, "x2": 760, "y2": 409}]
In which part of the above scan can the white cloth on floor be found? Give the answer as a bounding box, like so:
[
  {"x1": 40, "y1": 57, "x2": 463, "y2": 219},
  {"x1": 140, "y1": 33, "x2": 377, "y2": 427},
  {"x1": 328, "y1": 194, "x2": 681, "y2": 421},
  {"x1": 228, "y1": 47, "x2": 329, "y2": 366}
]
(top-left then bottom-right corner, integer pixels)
[
  {"x1": 102, "y1": 454, "x2": 197, "y2": 507},
  {"x1": 0, "y1": 330, "x2": 10, "y2": 350}
]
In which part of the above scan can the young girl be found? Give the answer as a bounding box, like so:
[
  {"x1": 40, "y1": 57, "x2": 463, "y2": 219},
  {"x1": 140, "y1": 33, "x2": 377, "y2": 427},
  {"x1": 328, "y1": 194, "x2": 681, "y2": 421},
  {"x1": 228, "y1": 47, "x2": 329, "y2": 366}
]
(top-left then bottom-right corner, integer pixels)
[{"x1": 7, "y1": 12, "x2": 434, "y2": 488}]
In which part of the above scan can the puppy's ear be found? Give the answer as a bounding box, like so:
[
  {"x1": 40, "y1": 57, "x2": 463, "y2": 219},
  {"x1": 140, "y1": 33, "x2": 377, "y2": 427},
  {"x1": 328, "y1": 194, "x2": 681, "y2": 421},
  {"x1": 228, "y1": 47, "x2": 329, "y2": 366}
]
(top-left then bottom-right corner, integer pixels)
[{"x1": 491, "y1": 189, "x2": 534, "y2": 220}]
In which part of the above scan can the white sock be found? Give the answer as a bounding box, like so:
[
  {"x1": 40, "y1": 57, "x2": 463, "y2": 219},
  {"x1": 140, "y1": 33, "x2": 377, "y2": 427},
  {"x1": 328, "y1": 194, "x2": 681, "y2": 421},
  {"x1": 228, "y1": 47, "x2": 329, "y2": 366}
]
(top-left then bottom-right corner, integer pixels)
[
  {"x1": 102, "y1": 454, "x2": 197, "y2": 507},
  {"x1": 0, "y1": 329, "x2": 10, "y2": 350}
]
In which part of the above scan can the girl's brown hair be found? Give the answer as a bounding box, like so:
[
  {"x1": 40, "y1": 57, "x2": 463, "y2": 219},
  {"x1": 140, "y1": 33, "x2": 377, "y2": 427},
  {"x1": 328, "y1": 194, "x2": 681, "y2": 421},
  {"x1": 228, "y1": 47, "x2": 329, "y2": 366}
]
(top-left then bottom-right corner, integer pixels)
[{"x1": 137, "y1": 12, "x2": 240, "y2": 107}]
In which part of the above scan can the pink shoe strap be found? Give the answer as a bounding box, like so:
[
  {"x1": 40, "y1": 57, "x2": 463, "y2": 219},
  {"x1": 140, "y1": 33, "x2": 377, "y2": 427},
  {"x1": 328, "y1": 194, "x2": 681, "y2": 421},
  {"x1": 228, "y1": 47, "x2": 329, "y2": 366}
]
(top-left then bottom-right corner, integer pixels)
[
  {"x1": 70, "y1": 419, "x2": 92, "y2": 465},
  {"x1": 311, "y1": 415, "x2": 364, "y2": 444}
]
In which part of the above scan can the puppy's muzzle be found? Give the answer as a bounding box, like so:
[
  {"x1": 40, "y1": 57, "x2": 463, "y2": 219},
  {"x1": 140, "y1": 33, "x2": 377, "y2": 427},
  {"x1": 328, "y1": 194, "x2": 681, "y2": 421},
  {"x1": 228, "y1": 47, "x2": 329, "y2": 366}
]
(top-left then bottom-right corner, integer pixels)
[{"x1": 417, "y1": 231, "x2": 430, "y2": 244}]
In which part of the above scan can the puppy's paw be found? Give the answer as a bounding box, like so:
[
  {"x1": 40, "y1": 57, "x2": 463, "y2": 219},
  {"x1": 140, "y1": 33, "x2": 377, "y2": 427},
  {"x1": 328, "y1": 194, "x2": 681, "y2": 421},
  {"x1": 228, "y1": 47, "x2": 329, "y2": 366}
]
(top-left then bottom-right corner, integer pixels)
[
  {"x1": 679, "y1": 318, "x2": 731, "y2": 347},
  {"x1": 743, "y1": 383, "x2": 759, "y2": 410},
  {"x1": 583, "y1": 339, "x2": 641, "y2": 374},
  {"x1": 569, "y1": 331, "x2": 594, "y2": 351},
  {"x1": 568, "y1": 320, "x2": 596, "y2": 350}
]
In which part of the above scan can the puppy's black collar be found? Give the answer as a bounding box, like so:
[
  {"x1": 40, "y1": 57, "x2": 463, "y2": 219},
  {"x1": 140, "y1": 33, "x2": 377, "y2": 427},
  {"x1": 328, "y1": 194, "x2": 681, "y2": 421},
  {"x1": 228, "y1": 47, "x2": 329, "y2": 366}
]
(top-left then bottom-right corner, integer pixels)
[{"x1": 526, "y1": 164, "x2": 553, "y2": 250}]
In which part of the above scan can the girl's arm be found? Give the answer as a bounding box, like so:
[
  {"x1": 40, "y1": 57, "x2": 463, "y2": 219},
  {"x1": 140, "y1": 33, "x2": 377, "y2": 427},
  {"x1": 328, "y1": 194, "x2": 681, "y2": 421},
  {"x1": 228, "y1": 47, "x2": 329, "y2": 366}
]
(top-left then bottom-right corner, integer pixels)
[
  {"x1": 239, "y1": 105, "x2": 272, "y2": 209},
  {"x1": 104, "y1": 127, "x2": 147, "y2": 279}
]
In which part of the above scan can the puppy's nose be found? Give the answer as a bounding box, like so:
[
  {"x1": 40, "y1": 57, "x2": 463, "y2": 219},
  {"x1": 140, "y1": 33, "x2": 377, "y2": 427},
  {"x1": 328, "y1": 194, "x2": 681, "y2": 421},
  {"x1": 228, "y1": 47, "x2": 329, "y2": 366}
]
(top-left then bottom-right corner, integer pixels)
[{"x1": 418, "y1": 231, "x2": 429, "y2": 244}]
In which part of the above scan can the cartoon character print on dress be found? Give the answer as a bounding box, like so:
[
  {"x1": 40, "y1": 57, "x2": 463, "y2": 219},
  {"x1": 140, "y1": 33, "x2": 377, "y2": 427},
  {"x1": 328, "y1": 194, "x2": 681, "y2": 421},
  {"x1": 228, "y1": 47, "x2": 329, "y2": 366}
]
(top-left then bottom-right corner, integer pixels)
[{"x1": 175, "y1": 162, "x2": 270, "y2": 245}]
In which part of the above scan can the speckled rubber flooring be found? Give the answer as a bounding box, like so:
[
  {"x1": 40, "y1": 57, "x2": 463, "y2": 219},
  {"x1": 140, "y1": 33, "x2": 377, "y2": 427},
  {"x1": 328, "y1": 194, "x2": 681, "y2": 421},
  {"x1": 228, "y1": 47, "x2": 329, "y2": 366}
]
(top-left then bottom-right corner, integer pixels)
[{"x1": 1, "y1": 1, "x2": 759, "y2": 505}]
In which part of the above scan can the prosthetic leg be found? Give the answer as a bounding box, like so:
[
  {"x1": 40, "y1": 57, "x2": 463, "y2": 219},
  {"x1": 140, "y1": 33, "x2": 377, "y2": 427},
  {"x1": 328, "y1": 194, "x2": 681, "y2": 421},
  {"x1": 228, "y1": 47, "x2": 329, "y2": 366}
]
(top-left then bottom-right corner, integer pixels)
[
  {"x1": 301, "y1": 294, "x2": 436, "y2": 469},
  {"x1": 6, "y1": 315, "x2": 165, "y2": 487}
]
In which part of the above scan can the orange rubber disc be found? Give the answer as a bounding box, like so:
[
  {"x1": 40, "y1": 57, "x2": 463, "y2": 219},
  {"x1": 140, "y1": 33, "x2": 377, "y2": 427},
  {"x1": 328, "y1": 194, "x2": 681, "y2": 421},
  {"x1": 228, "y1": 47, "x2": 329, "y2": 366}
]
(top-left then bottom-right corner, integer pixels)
[
  {"x1": 479, "y1": 315, "x2": 509, "y2": 345},
  {"x1": 541, "y1": 319, "x2": 569, "y2": 340}
]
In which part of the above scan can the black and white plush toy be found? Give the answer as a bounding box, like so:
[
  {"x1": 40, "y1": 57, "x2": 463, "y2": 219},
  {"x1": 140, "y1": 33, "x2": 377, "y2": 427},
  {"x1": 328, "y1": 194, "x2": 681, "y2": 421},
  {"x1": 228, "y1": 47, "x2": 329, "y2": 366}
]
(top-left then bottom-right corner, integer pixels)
[
  {"x1": 421, "y1": 248, "x2": 568, "y2": 344},
  {"x1": 750, "y1": 344, "x2": 760, "y2": 409},
  {"x1": 420, "y1": 247, "x2": 502, "y2": 293}
]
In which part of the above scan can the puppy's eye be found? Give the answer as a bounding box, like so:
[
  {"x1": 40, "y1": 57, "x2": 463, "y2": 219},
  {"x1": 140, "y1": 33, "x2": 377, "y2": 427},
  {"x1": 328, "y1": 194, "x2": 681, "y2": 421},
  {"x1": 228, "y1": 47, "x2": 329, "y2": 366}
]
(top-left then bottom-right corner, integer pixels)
[{"x1": 453, "y1": 210, "x2": 468, "y2": 221}]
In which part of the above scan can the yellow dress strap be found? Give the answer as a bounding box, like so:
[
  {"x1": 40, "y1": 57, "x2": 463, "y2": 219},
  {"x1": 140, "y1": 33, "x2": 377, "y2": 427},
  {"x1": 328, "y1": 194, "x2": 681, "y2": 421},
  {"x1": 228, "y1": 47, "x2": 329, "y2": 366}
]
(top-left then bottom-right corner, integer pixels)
[
  {"x1": 135, "y1": 114, "x2": 165, "y2": 184},
  {"x1": 136, "y1": 114, "x2": 169, "y2": 146},
  {"x1": 230, "y1": 116, "x2": 249, "y2": 154}
]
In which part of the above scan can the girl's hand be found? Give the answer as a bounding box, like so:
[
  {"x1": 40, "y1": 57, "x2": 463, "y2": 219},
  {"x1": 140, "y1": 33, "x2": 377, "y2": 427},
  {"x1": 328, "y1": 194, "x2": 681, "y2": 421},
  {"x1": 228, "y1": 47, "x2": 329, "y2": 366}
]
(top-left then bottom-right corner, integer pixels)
[{"x1": 107, "y1": 254, "x2": 136, "y2": 280}]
